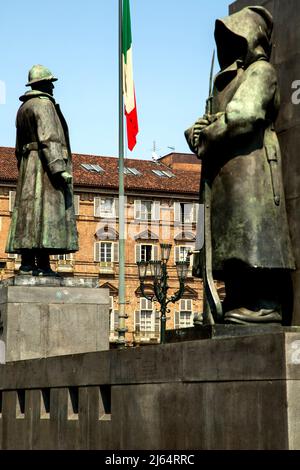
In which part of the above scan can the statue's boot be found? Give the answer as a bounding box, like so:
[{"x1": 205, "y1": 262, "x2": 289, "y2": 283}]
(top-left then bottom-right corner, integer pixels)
[
  {"x1": 33, "y1": 253, "x2": 58, "y2": 277},
  {"x1": 224, "y1": 307, "x2": 282, "y2": 325},
  {"x1": 19, "y1": 251, "x2": 36, "y2": 275}
]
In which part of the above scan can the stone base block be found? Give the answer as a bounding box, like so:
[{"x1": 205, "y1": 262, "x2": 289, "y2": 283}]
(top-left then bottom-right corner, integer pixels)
[{"x1": 0, "y1": 277, "x2": 109, "y2": 362}]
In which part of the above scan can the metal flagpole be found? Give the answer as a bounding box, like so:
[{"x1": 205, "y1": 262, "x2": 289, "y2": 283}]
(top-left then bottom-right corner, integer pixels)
[{"x1": 117, "y1": 0, "x2": 127, "y2": 347}]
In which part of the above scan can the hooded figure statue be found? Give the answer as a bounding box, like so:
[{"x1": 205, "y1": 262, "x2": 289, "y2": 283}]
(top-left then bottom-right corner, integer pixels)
[
  {"x1": 185, "y1": 7, "x2": 295, "y2": 324},
  {"x1": 6, "y1": 65, "x2": 79, "y2": 276}
]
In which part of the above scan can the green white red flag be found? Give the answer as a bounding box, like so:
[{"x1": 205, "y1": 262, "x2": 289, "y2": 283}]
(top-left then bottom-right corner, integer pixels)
[{"x1": 122, "y1": 0, "x2": 138, "y2": 151}]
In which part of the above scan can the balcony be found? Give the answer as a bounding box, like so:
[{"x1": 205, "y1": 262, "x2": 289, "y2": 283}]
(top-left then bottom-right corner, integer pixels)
[
  {"x1": 99, "y1": 261, "x2": 115, "y2": 275},
  {"x1": 133, "y1": 330, "x2": 160, "y2": 344},
  {"x1": 55, "y1": 259, "x2": 74, "y2": 274}
]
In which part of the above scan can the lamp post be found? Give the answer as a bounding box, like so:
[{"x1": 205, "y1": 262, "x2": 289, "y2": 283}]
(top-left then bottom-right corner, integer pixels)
[{"x1": 137, "y1": 243, "x2": 190, "y2": 344}]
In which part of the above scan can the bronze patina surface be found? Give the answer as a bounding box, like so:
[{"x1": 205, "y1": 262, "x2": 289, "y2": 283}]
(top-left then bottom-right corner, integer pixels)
[
  {"x1": 6, "y1": 65, "x2": 78, "y2": 275},
  {"x1": 185, "y1": 7, "x2": 295, "y2": 324}
]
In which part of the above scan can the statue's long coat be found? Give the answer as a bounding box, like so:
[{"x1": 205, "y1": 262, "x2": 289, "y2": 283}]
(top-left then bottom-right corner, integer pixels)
[
  {"x1": 6, "y1": 90, "x2": 78, "y2": 254},
  {"x1": 185, "y1": 7, "x2": 295, "y2": 279}
]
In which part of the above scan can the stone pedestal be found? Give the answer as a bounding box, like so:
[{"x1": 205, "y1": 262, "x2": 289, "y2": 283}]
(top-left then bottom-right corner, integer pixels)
[
  {"x1": 0, "y1": 276, "x2": 109, "y2": 362},
  {"x1": 1, "y1": 330, "x2": 300, "y2": 449}
]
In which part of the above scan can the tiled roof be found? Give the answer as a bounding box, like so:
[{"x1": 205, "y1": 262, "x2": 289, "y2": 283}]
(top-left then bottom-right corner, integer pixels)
[{"x1": 0, "y1": 147, "x2": 200, "y2": 195}]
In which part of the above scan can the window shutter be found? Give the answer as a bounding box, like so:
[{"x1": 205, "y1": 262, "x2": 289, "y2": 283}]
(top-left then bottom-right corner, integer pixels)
[
  {"x1": 151, "y1": 201, "x2": 160, "y2": 221},
  {"x1": 135, "y1": 244, "x2": 141, "y2": 263},
  {"x1": 154, "y1": 311, "x2": 160, "y2": 334},
  {"x1": 135, "y1": 310, "x2": 141, "y2": 331},
  {"x1": 74, "y1": 195, "x2": 80, "y2": 216},
  {"x1": 174, "y1": 246, "x2": 180, "y2": 263},
  {"x1": 113, "y1": 242, "x2": 119, "y2": 263},
  {"x1": 193, "y1": 203, "x2": 199, "y2": 224},
  {"x1": 94, "y1": 242, "x2": 100, "y2": 261},
  {"x1": 174, "y1": 311, "x2": 180, "y2": 329},
  {"x1": 141, "y1": 298, "x2": 152, "y2": 310},
  {"x1": 94, "y1": 197, "x2": 101, "y2": 217},
  {"x1": 114, "y1": 197, "x2": 119, "y2": 218},
  {"x1": 152, "y1": 245, "x2": 159, "y2": 261},
  {"x1": 174, "y1": 202, "x2": 181, "y2": 223},
  {"x1": 114, "y1": 311, "x2": 119, "y2": 332},
  {"x1": 134, "y1": 200, "x2": 141, "y2": 219},
  {"x1": 9, "y1": 190, "x2": 16, "y2": 212}
]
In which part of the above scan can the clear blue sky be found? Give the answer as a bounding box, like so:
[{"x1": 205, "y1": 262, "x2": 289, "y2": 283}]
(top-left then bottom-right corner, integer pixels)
[{"x1": 0, "y1": 0, "x2": 230, "y2": 159}]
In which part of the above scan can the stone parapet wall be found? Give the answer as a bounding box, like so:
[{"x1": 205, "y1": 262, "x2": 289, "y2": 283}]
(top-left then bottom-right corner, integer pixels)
[{"x1": 0, "y1": 331, "x2": 299, "y2": 449}]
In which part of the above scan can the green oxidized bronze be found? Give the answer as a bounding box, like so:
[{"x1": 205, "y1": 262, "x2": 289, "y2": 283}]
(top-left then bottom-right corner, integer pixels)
[
  {"x1": 6, "y1": 65, "x2": 79, "y2": 276},
  {"x1": 185, "y1": 7, "x2": 295, "y2": 325}
]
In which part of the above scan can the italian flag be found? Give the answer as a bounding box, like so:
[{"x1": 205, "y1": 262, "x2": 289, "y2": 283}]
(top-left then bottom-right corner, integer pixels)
[{"x1": 122, "y1": 0, "x2": 139, "y2": 151}]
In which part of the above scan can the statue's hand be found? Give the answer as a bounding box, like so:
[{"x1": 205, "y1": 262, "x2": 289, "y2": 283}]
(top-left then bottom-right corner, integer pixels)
[
  {"x1": 60, "y1": 171, "x2": 72, "y2": 184},
  {"x1": 192, "y1": 117, "x2": 210, "y2": 148}
]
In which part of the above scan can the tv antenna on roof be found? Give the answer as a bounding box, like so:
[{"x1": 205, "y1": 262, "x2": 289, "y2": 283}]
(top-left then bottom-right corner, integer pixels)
[
  {"x1": 151, "y1": 140, "x2": 160, "y2": 161},
  {"x1": 167, "y1": 146, "x2": 175, "y2": 152}
]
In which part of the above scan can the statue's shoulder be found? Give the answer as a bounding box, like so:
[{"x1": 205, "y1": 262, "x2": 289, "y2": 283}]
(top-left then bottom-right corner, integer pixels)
[
  {"x1": 247, "y1": 60, "x2": 276, "y2": 75},
  {"x1": 19, "y1": 91, "x2": 55, "y2": 107},
  {"x1": 245, "y1": 60, "x2": 277, "y2": 86}
]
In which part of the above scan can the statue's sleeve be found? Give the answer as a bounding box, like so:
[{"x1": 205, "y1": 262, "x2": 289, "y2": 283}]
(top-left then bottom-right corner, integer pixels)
[
  {"x1": 15, "y1": 133, "x2": 21, "y2": 169},
  {"x1": 35, "y1": 99, "x2": 67, "y2": 175},
  {"x1": 198, "y1": 61, "x2": 277, "y2": 157}
]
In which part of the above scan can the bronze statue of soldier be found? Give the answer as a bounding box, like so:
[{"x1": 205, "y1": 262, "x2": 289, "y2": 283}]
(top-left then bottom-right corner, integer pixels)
[
  {"x1": 6, "y1": 65, "x2": 79, "y2": 276},
  {"x1": 185, "y1": 6, "x2": 295, "y2": 325}
]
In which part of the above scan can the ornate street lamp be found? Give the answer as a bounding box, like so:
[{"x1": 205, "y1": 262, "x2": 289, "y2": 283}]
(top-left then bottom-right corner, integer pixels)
[{"x1": 137, "y1": 243, "x2": 190, "y2": 344}]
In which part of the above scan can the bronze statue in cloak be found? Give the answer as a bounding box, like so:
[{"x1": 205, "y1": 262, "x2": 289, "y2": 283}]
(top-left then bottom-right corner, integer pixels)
[
  {"x1": 6, "y1": 65, "x2": 79, "y2": 276},
  {"x1": 185, "y1": 6, "x2": 295, "y2": 324}
]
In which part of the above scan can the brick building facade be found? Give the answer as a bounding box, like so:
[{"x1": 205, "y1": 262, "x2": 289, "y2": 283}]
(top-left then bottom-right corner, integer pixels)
[{"x1": 0, "y1": 147, "x2": 205, "y2": 345}]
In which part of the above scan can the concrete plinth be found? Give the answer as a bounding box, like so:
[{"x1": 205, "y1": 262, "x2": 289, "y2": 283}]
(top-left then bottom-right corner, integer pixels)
[
  {"x1": 0, "y1": 330, "x2": 300, "y2": 449},
  {"x1": 0, "y1": 277, "x2": 109, "y2": 362}
]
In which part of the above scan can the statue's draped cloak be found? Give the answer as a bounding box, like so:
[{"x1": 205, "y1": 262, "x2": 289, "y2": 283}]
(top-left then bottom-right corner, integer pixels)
[
  {"x1": 6, "y1": 90, "x2": 78, "y2": 254},
  {"x1": 185, "y1": 7, "x2": 295, "y2": 279}
]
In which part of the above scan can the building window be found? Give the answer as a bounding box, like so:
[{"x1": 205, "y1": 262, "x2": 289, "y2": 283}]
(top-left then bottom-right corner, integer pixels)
[
  {"x1": 101, "y1": 242, "x2": 112, "y2": 263},
  {"x1": 124, "y1": 167, "x2": 141, "y2": 176},
  {"x1": 152, "y1": 169, "x2": 175, "y2": 178},
  {"x1": 174, "y1": 202, "x2": 199, "y2": 224},
  {"x1": 174, "y1": 245, "x2": 193, "y2": 275},
  {"x1": 134, "y1": 200, "x2": 160, "y2": 221},
  {"x1": 135, "y1": 298, "x2": 159, "y2": 339},
  {"x1": 174, "y1": 299, "x2": 193, "y2": 328},
  {"x1": 140, "y1": 298, "x2": 154, "y2": 332},
  {"x1": 74, "y1": 195, "x2": 80, "y2": 216},
  {"x1": 109, "y1": 296, "x2": 118, "y2": 338},
  {"x1": 174, "y1": 245, "x2": 193, "y2": 263},
  {"x1": 94, "y1": 197, "x2": 118, "y2": 218},
  {"x1": 81, "y1": 163, "x2": 104, "y2": 173},
  {"x1": 52, "y1": 253, "x2": 73, "y2": 261},
  {"x1": 135, "y1": 244, "x2": 159, "y2": 263},
  {"x1": 94, "y1": 242, "x2": 119, "y2": 263},
  {"x1": 9, "y1": 190, "x2": 16, "y2": 212}
]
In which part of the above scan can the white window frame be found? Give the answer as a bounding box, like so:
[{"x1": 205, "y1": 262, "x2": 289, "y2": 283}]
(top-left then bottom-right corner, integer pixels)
[
  {"x1": 135, "y1": 244, "x2": 159, "y2": 263},
  {"x1": 52, "y1": 253, "x2": 74, "y2": 261},
  {"x1": 174, "y1": 245, "x2": 194, "y2": 276},
  {"x1": 174, "y1": 202, "x2": 199, "y2": 224},
  {"x1": 139, "y1": 298, "x2": 155, "y2": 333},
  {"x1": 175, "y1": 299, "x2": 193, "y2": 328},
  {"x1": 134, "y1": 200, "x2": 160, "y2": 221},
  {"x1": 9, "y1": 190, "x2": 16, "y2": 212},
  {"x1": 73, "y1": 195, "x2": 80, "y2": 216},
  {"x1": 109, "y1": 296, "x2": 119, "y2": 335},
  {"x1": 94, "y1": 197, "x2": 118, "y2": 218},
  {"x1": 94, "y1": 241, "x2": 119, "y2": 263},
  {"x1": 174, "y1": 245, "x2": 193, "y2": 263}
]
